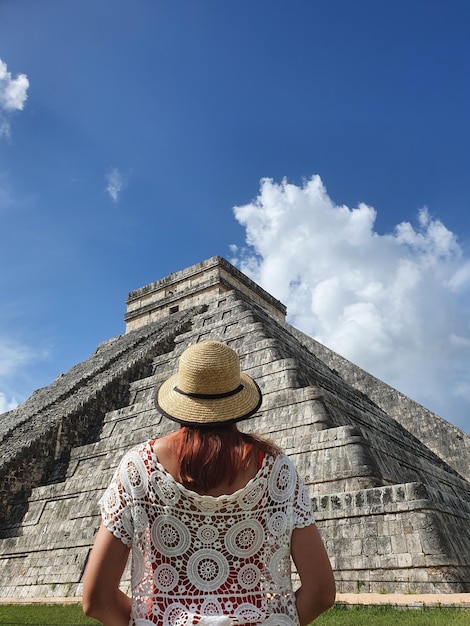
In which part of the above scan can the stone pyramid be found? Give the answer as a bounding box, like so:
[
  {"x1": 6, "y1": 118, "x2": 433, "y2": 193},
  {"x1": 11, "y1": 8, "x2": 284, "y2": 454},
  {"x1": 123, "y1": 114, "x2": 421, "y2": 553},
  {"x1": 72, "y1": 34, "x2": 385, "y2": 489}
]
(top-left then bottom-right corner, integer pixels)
[{"x1": 0, "y1": 256, "x2": 469, "y2": 600}]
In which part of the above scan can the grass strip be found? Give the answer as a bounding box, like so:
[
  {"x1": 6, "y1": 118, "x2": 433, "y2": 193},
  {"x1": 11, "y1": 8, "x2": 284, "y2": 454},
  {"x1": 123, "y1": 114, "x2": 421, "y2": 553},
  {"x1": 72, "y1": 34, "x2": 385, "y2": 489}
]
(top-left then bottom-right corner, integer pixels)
[
  {"x1": 315, "y1": 604, "x2": 469, "y2": 625},
  {"x1": 0, "y1": 604, "x2": 98, "y2": 625},
  {"x1": 0, "y1": 603, "x2": 467, "y2": 625}
]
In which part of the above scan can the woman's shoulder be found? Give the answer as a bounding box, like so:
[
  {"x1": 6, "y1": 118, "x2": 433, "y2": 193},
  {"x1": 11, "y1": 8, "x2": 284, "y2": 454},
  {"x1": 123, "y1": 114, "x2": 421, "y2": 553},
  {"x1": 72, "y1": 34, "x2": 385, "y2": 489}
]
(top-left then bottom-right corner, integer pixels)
[
  {"x1": 118, "y1": 439, "x2": 153, "y2": 458},
  {"x1": 149, "y1": 434, "x2": 180, "y2": 480},
  {"x1": 118, "y1": 436, "x2": 172, "y2": 459}
]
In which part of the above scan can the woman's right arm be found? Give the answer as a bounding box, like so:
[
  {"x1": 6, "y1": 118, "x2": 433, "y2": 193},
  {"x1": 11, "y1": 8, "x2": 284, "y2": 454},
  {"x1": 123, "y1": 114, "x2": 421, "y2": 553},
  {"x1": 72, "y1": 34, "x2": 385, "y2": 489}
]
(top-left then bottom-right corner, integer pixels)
[
  {"x1": 291, "y1": 524, "x2": 336, "y2": 625},
  {"x1": 82, "y1": 523, "x2": 131, "y2": 626}
]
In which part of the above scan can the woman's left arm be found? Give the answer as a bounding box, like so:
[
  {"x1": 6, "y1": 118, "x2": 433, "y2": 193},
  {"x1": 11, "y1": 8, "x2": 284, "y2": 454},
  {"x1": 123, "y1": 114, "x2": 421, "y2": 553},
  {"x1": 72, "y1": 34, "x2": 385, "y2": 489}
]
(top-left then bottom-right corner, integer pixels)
[{"x1": 82, "y1": 523, "x2": 131, "y2": 626}]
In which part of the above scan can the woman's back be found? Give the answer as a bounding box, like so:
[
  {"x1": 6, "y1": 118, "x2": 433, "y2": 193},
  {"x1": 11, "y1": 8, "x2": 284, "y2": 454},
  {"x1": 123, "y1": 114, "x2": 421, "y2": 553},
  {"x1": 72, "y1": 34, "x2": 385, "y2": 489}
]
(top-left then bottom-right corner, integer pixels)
[
  {"x1": 153, "y1": 438, "x2": 259, "y2": 497},
  {"x1": 100, "y1": 439, "x2": 313, "y2": 625}
]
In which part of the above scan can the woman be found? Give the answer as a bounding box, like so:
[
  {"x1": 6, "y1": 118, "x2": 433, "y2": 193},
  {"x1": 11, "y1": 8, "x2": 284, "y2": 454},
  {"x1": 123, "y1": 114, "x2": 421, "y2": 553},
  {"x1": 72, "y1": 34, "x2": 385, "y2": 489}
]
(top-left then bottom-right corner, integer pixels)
[{"x1": 83, "y1": 340, "x2": 336, "y2": 625}]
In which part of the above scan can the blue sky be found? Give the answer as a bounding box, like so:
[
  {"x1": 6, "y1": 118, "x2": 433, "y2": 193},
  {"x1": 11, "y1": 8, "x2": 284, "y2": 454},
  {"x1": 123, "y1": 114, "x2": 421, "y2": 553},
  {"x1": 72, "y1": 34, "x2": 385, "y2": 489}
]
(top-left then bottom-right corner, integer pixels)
[{"x1": 1, "y1": 1, "x2": 469, "y2": 434}]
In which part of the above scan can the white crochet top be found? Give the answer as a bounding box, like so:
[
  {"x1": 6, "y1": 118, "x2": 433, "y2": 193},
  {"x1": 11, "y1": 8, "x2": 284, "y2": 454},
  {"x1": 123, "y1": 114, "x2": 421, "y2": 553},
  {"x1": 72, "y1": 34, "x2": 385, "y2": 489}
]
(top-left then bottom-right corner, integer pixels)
[{"x1": 100, "y1": 440, "x2": 315, "y2": 626}]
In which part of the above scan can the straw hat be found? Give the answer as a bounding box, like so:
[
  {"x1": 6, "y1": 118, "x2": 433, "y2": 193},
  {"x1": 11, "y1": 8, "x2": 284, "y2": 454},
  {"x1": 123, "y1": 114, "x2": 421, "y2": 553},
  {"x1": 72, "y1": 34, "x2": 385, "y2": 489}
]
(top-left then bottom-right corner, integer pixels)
[{"x1": 155, "y1": 341, "x2": 262, "y2": 425}]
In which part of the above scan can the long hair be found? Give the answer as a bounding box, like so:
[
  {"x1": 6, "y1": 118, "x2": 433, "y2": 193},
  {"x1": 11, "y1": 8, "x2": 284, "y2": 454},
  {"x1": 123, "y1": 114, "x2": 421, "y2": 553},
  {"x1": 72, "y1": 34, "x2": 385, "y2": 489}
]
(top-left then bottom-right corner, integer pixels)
[{"x1": 172, "y1": 424, "x2": 280, "y2": 493}]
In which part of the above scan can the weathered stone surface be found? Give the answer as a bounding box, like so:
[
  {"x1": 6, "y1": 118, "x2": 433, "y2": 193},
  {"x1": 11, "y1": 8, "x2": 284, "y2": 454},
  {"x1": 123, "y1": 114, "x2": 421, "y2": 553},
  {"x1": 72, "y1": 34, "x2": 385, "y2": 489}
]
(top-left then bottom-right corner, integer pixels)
[{"x1": 0, "y1": 256, "x2": 469, "y2": 598}]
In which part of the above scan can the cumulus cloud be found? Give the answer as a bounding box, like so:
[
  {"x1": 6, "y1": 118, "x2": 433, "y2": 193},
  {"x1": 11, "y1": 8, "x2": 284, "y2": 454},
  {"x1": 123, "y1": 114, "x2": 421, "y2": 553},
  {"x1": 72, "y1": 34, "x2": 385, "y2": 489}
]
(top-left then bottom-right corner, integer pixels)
[
  {"x1": 0, "y1": 337, "x2": 40, "y2": 415},
  {"x1": 0, "y1": 391, "x2": 18, "y2": 414},
  {"x1": 231, "y1": 175, "x2": 470, "y2": 433},
  {"x1": 0, "y1": 339, "x2": 35, "y2": 378},
  {"x1": 105, "y1": 168, "x2": 126, "y2": 202},
  {"x1": 0, "y1": 58, "x2": 29, "y2": 138}
]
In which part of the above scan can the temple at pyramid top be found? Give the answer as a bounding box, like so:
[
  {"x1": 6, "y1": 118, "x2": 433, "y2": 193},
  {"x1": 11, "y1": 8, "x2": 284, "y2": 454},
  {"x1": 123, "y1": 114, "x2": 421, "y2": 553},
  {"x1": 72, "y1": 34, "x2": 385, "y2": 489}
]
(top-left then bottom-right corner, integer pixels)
[{"x1": 124, "y1": 256, "x2": 287, "y2": 332}]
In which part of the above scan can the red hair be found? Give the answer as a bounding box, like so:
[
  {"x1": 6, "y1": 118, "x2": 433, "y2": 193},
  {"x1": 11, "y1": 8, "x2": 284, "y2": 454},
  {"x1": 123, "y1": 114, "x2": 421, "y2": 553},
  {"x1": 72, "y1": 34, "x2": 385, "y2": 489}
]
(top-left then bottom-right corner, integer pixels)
[{"x1": 173, "y1": 424, "x2": 279, "y2": 493}]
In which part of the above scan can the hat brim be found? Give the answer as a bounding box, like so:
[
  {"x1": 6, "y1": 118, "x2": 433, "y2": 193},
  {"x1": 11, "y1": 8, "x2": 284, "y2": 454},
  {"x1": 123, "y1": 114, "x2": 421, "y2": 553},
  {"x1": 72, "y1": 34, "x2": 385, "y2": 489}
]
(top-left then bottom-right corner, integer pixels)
[{"x1": 155, "y1": 372, "x2": 262, "y2": 426}]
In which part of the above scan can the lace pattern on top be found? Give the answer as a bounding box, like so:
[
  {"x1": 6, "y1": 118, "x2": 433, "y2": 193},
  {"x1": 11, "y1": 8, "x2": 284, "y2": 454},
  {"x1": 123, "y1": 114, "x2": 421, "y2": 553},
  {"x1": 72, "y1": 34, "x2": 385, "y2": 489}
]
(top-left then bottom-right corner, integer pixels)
[{"x1": 100, "y1": 441, "x2": 314, "y2": 626}]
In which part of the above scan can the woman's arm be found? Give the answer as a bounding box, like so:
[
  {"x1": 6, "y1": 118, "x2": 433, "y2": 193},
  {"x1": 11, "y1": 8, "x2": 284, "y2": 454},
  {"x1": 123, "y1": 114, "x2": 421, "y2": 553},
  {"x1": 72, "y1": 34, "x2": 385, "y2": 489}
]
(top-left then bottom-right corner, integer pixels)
[
  {"x1": 82, "y1": 523, "x2": 131, "y2": 626},
  {"x1": 291, "y1": 524, "x2": 336, "y2": 625}
]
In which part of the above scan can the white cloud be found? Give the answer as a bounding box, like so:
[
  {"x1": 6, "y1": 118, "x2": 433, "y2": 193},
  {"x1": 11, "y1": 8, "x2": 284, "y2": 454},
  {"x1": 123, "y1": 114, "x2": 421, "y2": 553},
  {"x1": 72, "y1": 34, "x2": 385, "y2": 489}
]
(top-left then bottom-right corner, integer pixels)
[
  {"x1": 0, "y1": 58, "x2": 29, "y2": 138},
  {"x1": 232, "y1": 175, "x2": 470, "y2": 433},
  {"x1": 0, "y1": 337, "x2": 40, "y2": 414},
  {"x1": 105, "y1": 168, "x2": 126, "y2": 202},
  {"x1": 0, "y1": 338, "x2": 36, "y2": 378},
  {"x1": 0, "y1": 119, "x2": 10, "y2": 139},
  {"x1": 0, "y1": 391, "x2": 18, "y2": 414}
]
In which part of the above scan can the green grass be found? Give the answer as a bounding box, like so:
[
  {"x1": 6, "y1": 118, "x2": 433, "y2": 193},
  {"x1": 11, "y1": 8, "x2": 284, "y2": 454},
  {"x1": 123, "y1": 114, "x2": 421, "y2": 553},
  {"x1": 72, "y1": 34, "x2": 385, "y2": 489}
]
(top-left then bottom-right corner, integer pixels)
[
  {"x1": 0, "y1": 604, "x2": 98, "y2": 625},
  {"x1": 0, "y1": 604, "x2": 467, "y2": 625},
  {"x1": 314, "y1": 604, "x2": 469, "y2": 625}
]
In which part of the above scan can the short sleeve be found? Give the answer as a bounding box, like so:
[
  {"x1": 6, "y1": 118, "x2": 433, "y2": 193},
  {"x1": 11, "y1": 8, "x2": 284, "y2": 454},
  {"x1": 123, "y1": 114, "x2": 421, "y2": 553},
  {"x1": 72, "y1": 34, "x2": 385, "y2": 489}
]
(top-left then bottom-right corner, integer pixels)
[
  {"x1": 293, "y1": 466, "x2": 315, "y2": 529},
  {"x1": 99, "y1": 445, "x2": 147, "y2": 547}
]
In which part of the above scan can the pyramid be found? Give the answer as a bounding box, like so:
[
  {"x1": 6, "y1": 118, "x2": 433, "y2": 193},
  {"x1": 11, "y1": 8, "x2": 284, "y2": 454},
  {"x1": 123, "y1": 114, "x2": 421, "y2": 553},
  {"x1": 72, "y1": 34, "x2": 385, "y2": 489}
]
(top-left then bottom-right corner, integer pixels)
[{"x1": 0, "y1": 256, "x2": 469, "y2": 600}]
